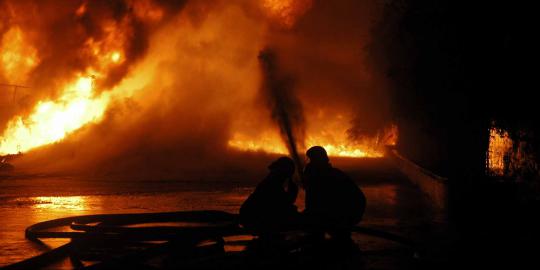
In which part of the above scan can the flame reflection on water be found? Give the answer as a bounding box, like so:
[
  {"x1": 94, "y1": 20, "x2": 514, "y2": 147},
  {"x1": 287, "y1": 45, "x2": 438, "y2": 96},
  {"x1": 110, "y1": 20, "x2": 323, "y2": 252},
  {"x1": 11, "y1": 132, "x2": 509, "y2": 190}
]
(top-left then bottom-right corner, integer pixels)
[{"x1": 31, "y1": 196, "x2": 88, "y2": 211}]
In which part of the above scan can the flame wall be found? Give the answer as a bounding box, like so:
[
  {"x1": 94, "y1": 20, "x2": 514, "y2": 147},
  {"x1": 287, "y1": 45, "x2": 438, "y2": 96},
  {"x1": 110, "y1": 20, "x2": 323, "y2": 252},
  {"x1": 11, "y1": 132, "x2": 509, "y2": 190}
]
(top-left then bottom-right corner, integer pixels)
[{"x1": 0, "y1": 0, "x2": 395, "y2": 175}]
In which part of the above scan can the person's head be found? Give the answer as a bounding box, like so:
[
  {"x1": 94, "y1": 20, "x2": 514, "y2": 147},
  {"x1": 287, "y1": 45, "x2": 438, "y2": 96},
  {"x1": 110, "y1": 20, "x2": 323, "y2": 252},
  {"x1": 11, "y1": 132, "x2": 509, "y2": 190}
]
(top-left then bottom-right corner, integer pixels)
[
  {"x1": 268, "y1": 157, "x2": 296, "y2": 178},
  {"x1": 306, "y1": 146, "x2": 329, "y2": 166}
]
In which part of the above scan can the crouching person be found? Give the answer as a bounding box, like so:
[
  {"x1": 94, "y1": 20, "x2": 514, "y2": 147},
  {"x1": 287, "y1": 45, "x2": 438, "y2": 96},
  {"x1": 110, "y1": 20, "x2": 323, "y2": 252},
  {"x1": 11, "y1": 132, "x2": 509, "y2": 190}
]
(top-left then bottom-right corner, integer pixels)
[
  {"x1": 239, "y1": 157, "x2": 300, "y2": 244},
  {"x1": 303, "y1": 146, "x2": 366, "y2": 249}
]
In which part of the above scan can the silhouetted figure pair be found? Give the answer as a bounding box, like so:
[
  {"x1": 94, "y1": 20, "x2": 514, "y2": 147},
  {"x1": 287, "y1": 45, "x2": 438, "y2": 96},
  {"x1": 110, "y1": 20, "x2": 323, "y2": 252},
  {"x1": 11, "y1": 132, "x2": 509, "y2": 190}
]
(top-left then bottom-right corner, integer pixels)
[{"x1": 239, "y1": 146, "x2": 366, "y2": 248}]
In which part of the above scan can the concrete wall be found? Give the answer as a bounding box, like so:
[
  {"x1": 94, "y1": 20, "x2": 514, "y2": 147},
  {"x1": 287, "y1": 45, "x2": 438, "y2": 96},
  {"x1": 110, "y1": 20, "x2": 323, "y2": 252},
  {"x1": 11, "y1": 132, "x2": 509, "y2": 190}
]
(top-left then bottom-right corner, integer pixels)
[{"x1": 388, "y1": 149, "x2": 448, "y2": 210}]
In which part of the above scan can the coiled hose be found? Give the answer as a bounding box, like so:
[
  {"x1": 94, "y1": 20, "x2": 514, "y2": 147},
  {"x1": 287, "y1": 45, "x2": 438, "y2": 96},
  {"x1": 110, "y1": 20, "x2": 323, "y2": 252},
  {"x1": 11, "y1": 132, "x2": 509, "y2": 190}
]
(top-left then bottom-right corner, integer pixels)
[{"x1": 1, "y1": 210, "x2": 418, "y2": 270}]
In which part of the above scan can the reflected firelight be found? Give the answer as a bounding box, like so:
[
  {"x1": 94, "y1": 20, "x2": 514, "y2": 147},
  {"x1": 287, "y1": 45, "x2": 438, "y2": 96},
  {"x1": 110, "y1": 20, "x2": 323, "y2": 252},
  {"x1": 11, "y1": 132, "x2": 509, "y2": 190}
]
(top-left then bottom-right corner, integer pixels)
[{"x1": 31, "y1": 196, "x2": 88, "y2": 211}]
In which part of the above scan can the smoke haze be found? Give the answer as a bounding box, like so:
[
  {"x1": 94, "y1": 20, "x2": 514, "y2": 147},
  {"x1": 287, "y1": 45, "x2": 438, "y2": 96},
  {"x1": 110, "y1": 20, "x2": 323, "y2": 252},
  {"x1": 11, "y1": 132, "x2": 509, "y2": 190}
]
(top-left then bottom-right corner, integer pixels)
[
  {"x1": 0, "y1": 0, "x2": 394, "y2": 177},
  {"x1": 258, "y1": 48, "x2": 305, "y2": 172}
]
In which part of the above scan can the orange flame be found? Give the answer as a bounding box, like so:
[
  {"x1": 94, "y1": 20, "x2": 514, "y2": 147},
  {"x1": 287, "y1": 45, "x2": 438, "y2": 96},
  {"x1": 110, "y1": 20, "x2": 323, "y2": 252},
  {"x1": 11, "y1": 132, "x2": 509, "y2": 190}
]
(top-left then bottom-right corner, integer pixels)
[
  {"x1": 486, "y1": 126, "x2": 513, "y2": 176},
  {"x1": 0, "y1": 76, "x2": 109, "y2": 155},
  {"x1": 0, "y1": 15, "x2": 130, "y2": 155},
  {"x1": 0, "y1": 4, "x2": 394, "y2": 160},
  {"x1": 228, "y1": 114, "x2": 397, "y2": 158}
]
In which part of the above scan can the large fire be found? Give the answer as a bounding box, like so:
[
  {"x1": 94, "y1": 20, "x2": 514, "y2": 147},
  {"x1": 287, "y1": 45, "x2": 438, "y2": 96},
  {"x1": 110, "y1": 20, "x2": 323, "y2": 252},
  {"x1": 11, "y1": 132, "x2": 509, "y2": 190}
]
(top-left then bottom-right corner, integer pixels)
[
  {"x1": 0, "y1": 1, "x2": 395, "y2": 160},
  {"x1": 0, "y1": 1, "x2": 135, "y2": 156},
  {"x1": 0, "y1": 76, "x2": 109, "y2": 154}
]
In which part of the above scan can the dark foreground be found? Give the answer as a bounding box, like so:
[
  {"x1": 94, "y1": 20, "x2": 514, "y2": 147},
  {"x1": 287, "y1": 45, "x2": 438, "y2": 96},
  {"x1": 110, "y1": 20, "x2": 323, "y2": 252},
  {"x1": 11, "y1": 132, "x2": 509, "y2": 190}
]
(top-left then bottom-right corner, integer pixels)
[{"x1": 1, "y1": 158, "x2": 446, "y2": 269}]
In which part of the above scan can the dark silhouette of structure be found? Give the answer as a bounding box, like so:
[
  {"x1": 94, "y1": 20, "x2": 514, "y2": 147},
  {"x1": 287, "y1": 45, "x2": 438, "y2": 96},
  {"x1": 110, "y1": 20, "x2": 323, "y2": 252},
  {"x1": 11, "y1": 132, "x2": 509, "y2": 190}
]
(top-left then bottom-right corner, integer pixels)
[
  {"x1": 239, "y1": 157, "x2": 299, "y2": 236},
  {"x1": 303, "y1": 146, "x2": 366, "y2": 245}
]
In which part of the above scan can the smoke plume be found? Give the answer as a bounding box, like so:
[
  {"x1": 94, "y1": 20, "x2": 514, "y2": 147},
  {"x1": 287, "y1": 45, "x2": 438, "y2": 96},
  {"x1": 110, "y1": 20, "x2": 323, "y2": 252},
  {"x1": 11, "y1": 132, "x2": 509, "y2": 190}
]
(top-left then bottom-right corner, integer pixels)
[{"x1": 258, "y1": 49, "x2": 305, "y2": 173}]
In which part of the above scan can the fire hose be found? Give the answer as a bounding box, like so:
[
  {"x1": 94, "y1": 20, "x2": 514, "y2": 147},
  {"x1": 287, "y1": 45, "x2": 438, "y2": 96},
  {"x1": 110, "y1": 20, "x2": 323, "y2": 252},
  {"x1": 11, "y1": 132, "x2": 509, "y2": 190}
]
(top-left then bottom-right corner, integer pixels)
[{"x1": 1, "y1": 210, "x2": 418, "y2": 270}]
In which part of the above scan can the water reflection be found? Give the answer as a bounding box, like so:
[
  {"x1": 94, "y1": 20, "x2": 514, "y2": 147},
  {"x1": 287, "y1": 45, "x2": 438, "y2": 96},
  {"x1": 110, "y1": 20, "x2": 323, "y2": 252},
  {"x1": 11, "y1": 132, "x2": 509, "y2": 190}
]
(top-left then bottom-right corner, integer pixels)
[
  {"x1": 32, "y1": 196, "x2": 88, "y2": 211},
  {"x1": 362, "y1": 185, "x2": 399, "y2": 225}
]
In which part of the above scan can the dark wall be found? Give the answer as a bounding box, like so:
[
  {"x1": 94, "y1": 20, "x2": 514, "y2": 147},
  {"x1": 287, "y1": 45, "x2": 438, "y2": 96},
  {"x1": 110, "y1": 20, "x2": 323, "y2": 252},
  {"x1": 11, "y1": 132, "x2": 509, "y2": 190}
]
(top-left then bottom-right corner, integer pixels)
[
  {"x1": 370, "y1": 0, "x2": 537, "y2": 177},
  {"x1": 370, "y1": 0, "x2": 539, "y2": 246}
]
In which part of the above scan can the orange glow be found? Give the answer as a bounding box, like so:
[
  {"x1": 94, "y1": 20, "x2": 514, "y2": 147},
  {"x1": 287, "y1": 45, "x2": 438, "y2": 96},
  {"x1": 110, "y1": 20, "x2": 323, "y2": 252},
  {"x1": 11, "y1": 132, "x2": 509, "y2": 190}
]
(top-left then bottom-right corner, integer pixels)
[
  {"x1": 228, "y1": 132, "x2": 391, "y2": 158},
  {"x1": 228, "y1": 131, "x2": 288, "y2": 155},
  {"x1": 32, "y1": 196, "x2": 88, "y2": 211},
  {"x1": 487, "y1": 126, "x2": 513, "y2": 176},
  {"x1": 0, "y1": 26, "x2": 39, "y2": 84},
  {"x1": 0, "y1": 20, "x2": 129, "y2": 155},
  {"x1": 262, "y1": 0, "x2": 313, "y2": 28},
  {"x1": 82, "y1": 20, "x2": 130, "y2": 74},
  {"x1": 228, "y1": 114, "x2": 397, "y2": 158},
  {"x1": 129, "y1": 0, "x2": 165, "y2": 22},
  {"x1": 75, "y1": 3, "x2": 87, "y2": 17},
  {"x1": 0, "y1": 5, "x2": 393, "y2": 162},
  {"x1": 0, "y1": 76, "x2": 109, "y2": 155},
  {"x1": 110, "y1": 51, "x2": 122, "y2": 63}
]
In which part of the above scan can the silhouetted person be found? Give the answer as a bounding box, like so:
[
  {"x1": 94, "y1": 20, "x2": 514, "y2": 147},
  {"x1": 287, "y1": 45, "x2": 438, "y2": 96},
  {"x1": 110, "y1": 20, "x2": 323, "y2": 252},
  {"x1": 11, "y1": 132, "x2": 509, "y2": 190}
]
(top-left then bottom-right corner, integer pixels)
[
  {"x1": 303, "y1": 146, "x2": 366, "y2": 246},
  {"x1": 240, "y1": 157, "x2": 299, "y2": 237}
]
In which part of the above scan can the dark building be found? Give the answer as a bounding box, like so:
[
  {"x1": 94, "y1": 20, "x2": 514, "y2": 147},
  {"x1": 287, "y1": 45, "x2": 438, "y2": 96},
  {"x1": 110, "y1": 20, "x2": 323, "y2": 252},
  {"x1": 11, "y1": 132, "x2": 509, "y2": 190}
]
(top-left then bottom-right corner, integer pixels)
[{"x1": 372, "y1": 0, "x2": 539, "y2": 267}]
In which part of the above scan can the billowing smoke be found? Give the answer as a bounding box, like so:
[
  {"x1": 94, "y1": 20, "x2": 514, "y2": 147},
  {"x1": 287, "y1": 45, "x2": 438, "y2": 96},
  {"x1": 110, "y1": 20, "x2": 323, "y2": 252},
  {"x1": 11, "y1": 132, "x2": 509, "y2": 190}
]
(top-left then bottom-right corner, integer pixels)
[
  {"x1": 2, "y1": 0, "x2": 270, "y2": 176},
  {"x1": 258, "y1": 48, "x2": 305, "y2": 173},
  {"x1": 260, "y1": 0, "x2": 395, "y2": 149},
  {"x1": 1, "y1": 0, "x2": 187, "y2": 81},
  {"x1": 0, "y1": 0, "x2": 187, "y2": 129},
  {"x1": 1, "y1": 0, "x2": 395, "y2": 177}
]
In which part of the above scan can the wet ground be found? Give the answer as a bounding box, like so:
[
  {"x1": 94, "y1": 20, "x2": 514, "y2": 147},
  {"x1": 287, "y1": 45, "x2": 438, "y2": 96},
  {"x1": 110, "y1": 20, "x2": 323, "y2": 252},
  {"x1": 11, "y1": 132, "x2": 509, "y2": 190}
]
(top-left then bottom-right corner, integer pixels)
[{"x1": 0, "y1": 158, "x2": 446, "y2": 269}]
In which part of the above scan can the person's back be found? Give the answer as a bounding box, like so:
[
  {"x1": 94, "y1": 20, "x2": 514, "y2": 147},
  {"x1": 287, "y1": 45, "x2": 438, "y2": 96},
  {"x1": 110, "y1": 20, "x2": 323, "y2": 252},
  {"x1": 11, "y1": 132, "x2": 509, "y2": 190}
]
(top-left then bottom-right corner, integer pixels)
[
  {"x1": 304, "y1": 162, "x2": 365, "y2": 225},
  {"x1": 326, "y1": 166, "x2": 365, "y2": 225},
  {"x1": 239, "y1": 157, "x2": 299, "y2": 234},
  {"x1": 303, "y1": 146, "x2": 366, "y2": 244}
]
